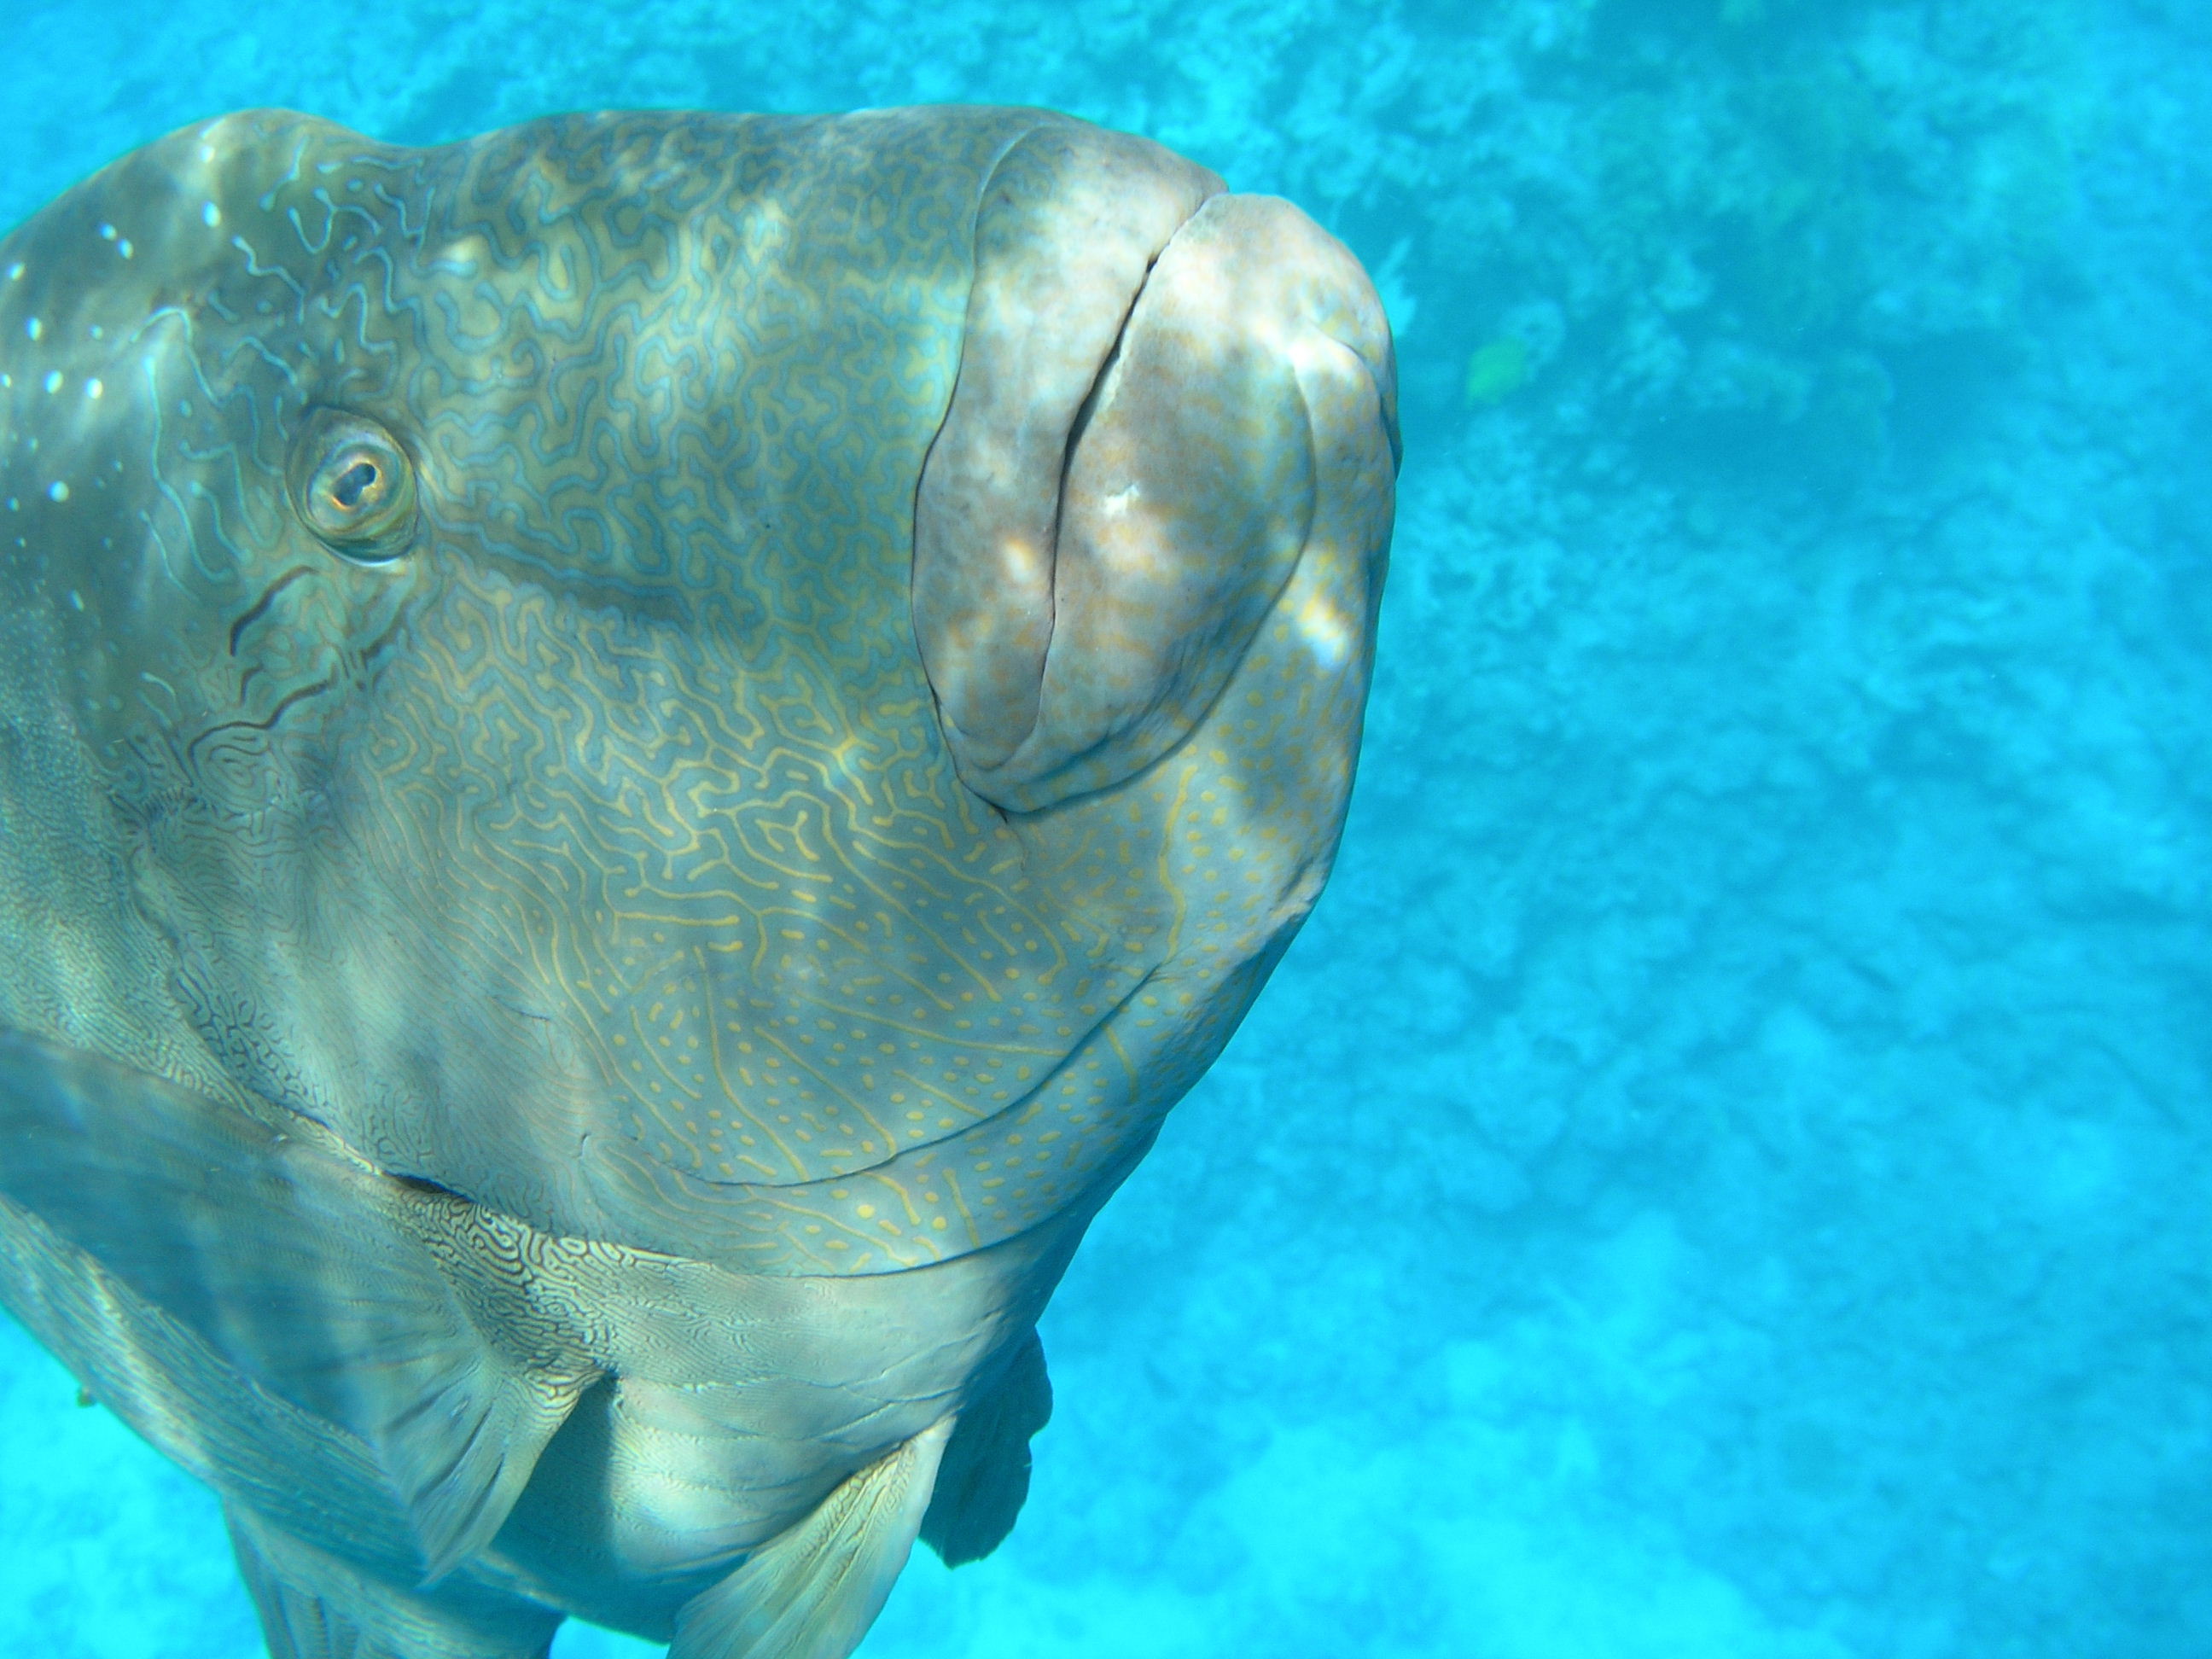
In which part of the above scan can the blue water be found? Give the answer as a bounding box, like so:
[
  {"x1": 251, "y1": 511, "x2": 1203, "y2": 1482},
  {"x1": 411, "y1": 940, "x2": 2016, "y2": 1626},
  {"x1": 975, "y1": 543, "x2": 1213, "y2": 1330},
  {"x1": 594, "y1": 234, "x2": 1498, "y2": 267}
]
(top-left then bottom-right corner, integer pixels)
[{"x1": 3, "y1": 1, "x2": 2208, "y2": 1655}]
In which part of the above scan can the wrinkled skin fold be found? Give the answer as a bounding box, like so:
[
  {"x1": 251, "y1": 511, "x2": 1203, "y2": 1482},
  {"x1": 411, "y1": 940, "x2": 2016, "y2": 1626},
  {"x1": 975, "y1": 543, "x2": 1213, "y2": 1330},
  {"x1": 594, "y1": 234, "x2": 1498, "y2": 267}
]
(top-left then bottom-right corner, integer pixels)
[{"x1": 0, "y1": 106, "x2": 1395, "y2": 1658}]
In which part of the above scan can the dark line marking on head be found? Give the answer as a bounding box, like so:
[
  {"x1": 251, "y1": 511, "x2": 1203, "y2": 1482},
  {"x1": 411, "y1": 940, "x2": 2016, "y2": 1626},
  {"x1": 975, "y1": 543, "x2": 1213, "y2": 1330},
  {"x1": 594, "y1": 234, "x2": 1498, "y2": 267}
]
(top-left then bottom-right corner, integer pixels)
[{"x1": 228, "y1": 566, "x2": 319, "y2": 655}]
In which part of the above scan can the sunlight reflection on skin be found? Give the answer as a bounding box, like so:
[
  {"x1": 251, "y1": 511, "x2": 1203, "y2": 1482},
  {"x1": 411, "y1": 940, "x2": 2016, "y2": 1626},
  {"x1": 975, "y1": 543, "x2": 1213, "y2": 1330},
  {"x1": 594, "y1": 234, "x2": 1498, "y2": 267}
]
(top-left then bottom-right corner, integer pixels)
[{"x1": 0, "y1": 103, "x2": 1395, "y2": 1659}]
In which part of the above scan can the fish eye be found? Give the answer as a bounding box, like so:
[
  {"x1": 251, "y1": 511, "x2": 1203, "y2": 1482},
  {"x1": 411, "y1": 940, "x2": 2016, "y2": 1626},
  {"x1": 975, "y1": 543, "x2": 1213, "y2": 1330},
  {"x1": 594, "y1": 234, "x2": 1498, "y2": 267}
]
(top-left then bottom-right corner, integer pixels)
[{"x1": 288, "y1": 410, "x2": 418, "y2": 563}]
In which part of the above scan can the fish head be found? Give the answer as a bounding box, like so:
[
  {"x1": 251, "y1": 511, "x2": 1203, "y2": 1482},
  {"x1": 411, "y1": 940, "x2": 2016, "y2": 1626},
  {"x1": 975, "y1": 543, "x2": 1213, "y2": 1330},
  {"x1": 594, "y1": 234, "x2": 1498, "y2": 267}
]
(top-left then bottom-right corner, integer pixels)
[{"x1": 0, "y1": 108, "x2": 1395, "y2": 1269}]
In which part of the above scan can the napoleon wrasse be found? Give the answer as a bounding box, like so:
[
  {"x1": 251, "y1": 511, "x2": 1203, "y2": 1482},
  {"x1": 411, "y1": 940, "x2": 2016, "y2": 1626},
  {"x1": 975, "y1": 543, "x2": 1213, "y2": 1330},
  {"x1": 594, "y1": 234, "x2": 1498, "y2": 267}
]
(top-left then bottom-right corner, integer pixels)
[{"x1": 0, "y1": 105, "x2": 1395, "y2": 1659}]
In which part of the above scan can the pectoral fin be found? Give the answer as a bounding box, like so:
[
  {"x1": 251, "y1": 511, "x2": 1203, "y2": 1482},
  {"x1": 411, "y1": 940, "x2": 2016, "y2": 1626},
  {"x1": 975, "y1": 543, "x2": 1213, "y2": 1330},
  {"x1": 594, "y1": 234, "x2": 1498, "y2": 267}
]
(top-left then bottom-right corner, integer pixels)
[
  {"x1": 376, "y1": 1336, "x2": 596, "y2": 1584},
  {"x1": 670, "y1": 1418, "x2": 956, "y2": 1659},
  {"x1": 0, "y1": 1027, "x2": 588, "y2": 1583}
]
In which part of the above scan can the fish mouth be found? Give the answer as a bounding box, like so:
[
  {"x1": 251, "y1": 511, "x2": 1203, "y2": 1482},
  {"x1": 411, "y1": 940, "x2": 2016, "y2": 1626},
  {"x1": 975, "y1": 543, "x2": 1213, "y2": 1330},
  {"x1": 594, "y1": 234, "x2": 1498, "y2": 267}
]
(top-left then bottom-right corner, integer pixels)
[{"x1": 913, "y1": 143, "x2": 1397, "y2": 816}]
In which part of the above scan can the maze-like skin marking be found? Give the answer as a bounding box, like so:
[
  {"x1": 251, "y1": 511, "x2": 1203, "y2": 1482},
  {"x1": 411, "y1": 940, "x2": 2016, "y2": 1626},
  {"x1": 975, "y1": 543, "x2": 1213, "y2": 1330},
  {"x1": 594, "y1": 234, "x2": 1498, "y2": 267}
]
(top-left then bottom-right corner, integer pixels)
[
  {"x1": 0, "y1": 106, "x2": 1393, "y2": 1273},
  {"x1": 0, "y1": 103, "x2": 1394, "y2": 1656}
]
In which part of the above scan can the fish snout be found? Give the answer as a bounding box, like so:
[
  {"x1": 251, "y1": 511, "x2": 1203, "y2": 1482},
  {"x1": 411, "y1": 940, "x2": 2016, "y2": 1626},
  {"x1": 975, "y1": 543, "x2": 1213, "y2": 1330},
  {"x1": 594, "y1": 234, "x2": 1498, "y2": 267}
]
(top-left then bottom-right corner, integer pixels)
[{"x1": 914, "y1": 154, "x2": 1397, "y2": 815}]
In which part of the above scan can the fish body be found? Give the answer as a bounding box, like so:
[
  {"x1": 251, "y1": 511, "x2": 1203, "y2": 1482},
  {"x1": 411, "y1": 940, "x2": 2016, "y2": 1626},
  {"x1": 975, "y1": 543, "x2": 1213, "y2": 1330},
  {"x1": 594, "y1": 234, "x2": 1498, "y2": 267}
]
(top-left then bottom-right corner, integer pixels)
[{"x1": 0, "y1": 107, "x2": 1394, "y2": 1657}]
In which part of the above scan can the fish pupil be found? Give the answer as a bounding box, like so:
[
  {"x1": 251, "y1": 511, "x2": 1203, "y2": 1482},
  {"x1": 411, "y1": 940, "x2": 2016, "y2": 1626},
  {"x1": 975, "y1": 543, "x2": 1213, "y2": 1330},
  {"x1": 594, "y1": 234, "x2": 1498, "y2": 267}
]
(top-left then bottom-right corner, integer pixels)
[{"x1": 331, "y1": 459, "x2": 380, "y2": 510}]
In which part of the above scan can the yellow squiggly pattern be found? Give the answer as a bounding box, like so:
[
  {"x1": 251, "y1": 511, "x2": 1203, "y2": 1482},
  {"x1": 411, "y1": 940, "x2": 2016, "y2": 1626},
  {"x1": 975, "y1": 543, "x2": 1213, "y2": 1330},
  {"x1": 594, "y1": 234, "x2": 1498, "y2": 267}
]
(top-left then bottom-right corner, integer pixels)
[{"x1": 0, "y1": 107, "x2": 1392, "y2": 1275}]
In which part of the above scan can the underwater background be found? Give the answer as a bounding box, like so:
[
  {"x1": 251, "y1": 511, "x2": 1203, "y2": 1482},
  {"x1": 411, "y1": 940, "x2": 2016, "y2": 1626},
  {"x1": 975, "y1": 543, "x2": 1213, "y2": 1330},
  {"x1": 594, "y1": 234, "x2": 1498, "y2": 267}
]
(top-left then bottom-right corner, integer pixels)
[{"x1": 0, "y1": 0, "x2": 2205, "y2": 1653}]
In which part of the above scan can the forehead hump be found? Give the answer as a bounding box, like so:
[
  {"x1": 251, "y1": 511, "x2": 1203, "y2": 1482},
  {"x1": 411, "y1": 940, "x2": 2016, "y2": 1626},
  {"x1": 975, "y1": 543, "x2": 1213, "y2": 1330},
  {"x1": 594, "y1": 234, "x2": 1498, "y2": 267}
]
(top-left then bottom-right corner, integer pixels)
[
  {"x1": 0, "y1": 108, "x2": 1032, "y2": 608},
  {"x1": 0, "y1": 106, "x2": 1394, "y2": 1274}
]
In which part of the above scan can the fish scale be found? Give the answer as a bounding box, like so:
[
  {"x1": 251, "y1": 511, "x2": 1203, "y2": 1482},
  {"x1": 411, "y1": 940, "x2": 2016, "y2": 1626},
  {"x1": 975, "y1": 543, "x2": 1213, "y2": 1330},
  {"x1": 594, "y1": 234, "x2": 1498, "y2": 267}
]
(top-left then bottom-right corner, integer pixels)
[{"x1": 0, "y1": 102, "x2": 1393, "y2": 1659}]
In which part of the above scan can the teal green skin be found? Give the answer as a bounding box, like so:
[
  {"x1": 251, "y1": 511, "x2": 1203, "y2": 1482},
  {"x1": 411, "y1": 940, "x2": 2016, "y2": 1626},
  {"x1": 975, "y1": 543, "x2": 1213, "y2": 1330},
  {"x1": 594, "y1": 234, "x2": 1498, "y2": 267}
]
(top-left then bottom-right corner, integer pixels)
[{"x1": 0, "y1": 108, "x2": 1395, "y2": 1656}]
